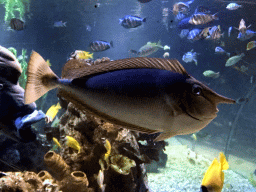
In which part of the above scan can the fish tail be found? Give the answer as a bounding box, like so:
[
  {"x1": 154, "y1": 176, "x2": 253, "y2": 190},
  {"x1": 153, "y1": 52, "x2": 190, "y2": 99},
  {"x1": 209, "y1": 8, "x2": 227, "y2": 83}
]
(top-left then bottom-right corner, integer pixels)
[
  {"x1": 110, "y1": 41, "x2": 114, "y2": 47},
  {"x1": 226, "y1": 52, "x2": 230, "y2": 57},
  {"x1": 25, "y1": 51, "x2": 59, "y2": 104},
  {"x1": 213, "y1": 12, "x2": 219, "y2": 20},
  {"x1": 143, "y1": 18, "x2": 146, "y2": 22}
]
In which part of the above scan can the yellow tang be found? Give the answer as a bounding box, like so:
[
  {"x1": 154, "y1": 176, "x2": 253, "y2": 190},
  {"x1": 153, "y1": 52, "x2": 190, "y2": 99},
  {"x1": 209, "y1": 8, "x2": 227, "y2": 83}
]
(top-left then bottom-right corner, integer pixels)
[
  {"x1": 104, "y1": 139, "x2": 111, "y2": 161},
  {"x1": 71, "y1": 50, "x2": 93, "y2": 60},
  {"x1": 247, "y1": 41, "x2": 256, "y2": 51},
  {"x1": 45, "y1": 103, "x2": 61, "y2": 121},
  {"x1": 65, "y1": 136, "x2": 81, "y2": 153},
  {"x1": 53, "y1": 137, "x2": 61, "y2": 148},
  {"x1": 201, "y1": 152, "x2": 229, "y2": 192}
]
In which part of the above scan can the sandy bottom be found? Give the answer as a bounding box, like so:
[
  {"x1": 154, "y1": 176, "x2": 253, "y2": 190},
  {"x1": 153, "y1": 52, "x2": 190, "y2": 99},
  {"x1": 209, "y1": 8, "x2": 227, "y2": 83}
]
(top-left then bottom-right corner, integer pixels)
[{"x1": 147, "y1": 137, "x2": 256, "y2": 192}]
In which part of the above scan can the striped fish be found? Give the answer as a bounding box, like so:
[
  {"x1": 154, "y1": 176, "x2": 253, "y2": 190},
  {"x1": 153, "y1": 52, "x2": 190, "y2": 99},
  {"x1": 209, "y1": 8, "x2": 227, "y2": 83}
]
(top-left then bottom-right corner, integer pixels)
[
  {"x1": 189, "y1": 13, "x2": 218, "y2": 25},
  {"x1": 119, "y1": 15, "x2": 146, "y2": 29},
  {"x1": 206, "y1": 25, "x2": 223, "y2": 41},
  {"x1": 187, "y1": 29, "x2": 202, "y2": 41},
  {"x1": 89, "y1": 41, "x2": 113, "y2": 52}
]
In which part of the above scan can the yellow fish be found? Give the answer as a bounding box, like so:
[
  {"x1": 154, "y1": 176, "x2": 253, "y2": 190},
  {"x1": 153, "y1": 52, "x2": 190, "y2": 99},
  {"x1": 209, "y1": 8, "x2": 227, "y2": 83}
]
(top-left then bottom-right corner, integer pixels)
[
  {"x1": 46, "y1": 59, "x2": 51, "y2": 66},
  {"x1": 71, "y1": 50, "x2": 93, "y2": 60},
  {"x1": 45, "y1": 103, "x2": 61, "y2": 122},
  {"x1": 65, "y1": 136, "x2": 81, "y2": 153},
  {"x1": 104, "y1": 139, "x2": 111, "y2": 161},
  {"x1": 53, "y1": 137, "x2": 61, "y2": 148},
  {"x1": 200, "y1": 152, "x2": 229, "y2": 192}
]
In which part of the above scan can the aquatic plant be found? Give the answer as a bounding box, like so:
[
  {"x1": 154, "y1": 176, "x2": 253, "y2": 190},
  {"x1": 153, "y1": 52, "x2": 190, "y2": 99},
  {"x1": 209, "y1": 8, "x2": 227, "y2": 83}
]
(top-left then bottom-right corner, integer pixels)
[
  {"x1": 7, "y1": 47, "x2": 17, "y2": 57},
  {"x1": 18, "y1": 48, "x2": 27, "y2": 89},
  {"x1": 0, "y1": 0, "x2": 30, "y2": 22}
]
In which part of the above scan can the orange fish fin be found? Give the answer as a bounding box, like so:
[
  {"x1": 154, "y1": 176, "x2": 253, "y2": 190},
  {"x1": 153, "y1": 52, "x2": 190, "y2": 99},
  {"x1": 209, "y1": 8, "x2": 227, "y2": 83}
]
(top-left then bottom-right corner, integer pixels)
[
  {"x1": 25, "y1": 51, "x2": 59, "y2": 104},
  {"x1": 153, "y1": 131, "x2": 177, "y2": 141},
  {"x1": 61, "y1": 58, "x2": 188, "y2": 80}
]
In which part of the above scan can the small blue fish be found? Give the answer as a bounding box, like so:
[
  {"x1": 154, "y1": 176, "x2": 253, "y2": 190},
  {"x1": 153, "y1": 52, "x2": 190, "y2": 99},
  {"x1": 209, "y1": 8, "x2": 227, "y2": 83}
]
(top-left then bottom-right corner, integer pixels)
[
  {"x1": 237, "y1": 30, "x2": 256, "y2": 41},
  {"x1": 175, "y1": 12, "x2": 186, "y2": 22},
  {"x1": 119, "y1": 15, "x2": 146, "y2": 29},
  {"x1": 53, "y1": 21, "x2": 67, "y2": 27},
  {"x1": 182, "y1": 49, "x2": 199, "y2": 65},
  {"x1": 228, "y1": 26, "x2": 232, "y2": 37},
  {"x1": 226, "y1": 3, "x2": 242, "y2": 10},
  {"x1": 90, "y1": 41, "x2": 113, "y2": 52},
  {"x1": 179, "y1": 29, "x2": 190, "y2": 38},
  {"x1": 215, "y1": 47, "x2": 230, "y2": 57},
  {"x1": 187, "y1": 29, "x2": 202, "y2": 41}
]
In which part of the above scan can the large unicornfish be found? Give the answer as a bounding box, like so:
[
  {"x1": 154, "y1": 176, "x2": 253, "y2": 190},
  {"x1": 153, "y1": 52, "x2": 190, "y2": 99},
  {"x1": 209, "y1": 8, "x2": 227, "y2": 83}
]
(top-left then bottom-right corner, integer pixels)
[{"x1": 25, "y1": 52, "x2": 235, "y2": 141}]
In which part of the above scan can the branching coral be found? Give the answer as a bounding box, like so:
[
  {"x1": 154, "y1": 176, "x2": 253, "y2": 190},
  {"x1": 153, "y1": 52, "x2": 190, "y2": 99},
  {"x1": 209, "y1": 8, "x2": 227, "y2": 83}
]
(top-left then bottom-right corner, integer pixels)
[{"x1": 0, "y1": 0, "x2": 30, "y2": 22}]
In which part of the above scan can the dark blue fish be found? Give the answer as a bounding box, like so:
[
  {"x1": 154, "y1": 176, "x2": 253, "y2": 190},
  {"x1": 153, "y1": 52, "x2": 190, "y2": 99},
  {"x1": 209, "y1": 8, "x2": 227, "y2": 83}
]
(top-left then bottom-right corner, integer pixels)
[
  {"x1": 119, "y1": 15, "x2": 146, "y2": 29},
  {"x1": 138, "y1": 0, "x2": 153, "y2": 3},
  {"x1": 25, "y1": 52, "x2": 235, "y2": 141},
  {"x1": 0, "y1": 46, "x2": 45, "y2": 142},
  {"x1": 89, "y1": 40, "x2": 113, "y2": 52}
]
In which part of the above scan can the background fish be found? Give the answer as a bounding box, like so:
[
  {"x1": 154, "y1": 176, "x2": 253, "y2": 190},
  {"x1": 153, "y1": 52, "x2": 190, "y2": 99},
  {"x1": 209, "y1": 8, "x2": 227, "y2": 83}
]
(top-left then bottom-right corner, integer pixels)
[
  {"x1": 25, "y1": 52, "x2": 235, "y2": 141},
  {"x1": 189, "y1": 13, "x2": 218, "y2": 25},
  {"x1": 119, "y1": 15, "x2": 146, "y2": 29},
  {"x1": 182, "y1": 49, "x2": 199, "y2": 65},
  {"x1": 226, "y1": 3, "x2": 242, "y2": 10},
  {"x1": 130, "y1": 41, "x2": 163, "y2": 57},
  {"x1": 90, "y1": 40, "x2": 113, "y2": 52},
  {"x1": 10, "y1": 18, "x2": 24, "y2": 31}
]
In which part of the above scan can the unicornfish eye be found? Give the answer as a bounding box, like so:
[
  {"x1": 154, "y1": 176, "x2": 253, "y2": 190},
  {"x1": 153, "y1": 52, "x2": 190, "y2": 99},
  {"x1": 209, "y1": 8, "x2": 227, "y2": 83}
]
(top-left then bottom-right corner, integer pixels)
[{"x1": 192, "y1": 84, "x2": 202, "y2": 96}]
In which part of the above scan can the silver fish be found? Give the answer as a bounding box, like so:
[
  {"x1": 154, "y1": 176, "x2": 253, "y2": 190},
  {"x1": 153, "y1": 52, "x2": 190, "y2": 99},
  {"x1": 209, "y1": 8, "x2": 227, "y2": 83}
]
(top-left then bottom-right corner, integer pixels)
[{"x1": 25, "y1": 52, "x2": 235, "y2": 141}]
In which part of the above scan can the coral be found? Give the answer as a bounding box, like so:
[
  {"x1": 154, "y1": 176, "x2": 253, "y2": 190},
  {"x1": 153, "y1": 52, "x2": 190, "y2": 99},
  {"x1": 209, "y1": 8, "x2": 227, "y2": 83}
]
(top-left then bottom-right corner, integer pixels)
[
  {"x1": 110, "y1": 154, "x2": 136, "y2": 175},
  {"x1": 0, "y1": 0, "x2": 30, "y2": 22},
  {"x1": 38, "y1": 170, "x2": 53, "y2": 182},
  {"x1": 60, "y1": 171, "x2": 89, "y2": 192},
  {"x1": 0, "y1": 171, "x2": 43, "y2": 191},
  {"x1": 44, "y1": 151, "x2": 70, "y2": 181}
]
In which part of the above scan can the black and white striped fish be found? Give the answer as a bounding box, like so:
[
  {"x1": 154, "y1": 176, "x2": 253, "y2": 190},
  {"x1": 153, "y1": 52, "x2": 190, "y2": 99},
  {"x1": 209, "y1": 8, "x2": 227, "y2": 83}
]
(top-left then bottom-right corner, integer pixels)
[{"x1": 89, "y1": 41, "x2": 113, "y2": 52}]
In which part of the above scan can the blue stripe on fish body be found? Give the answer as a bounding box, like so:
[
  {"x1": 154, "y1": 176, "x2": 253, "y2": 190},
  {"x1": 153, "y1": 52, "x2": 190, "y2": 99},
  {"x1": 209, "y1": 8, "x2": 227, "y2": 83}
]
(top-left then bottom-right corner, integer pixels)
[
  {"x1": 120, "y1": 15, "x2": 146, "y2": 29},
  {"x1": 71, "y1": 68, "x2": 187, "y2": 98}
]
